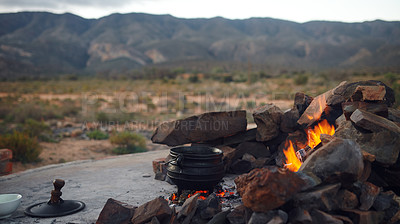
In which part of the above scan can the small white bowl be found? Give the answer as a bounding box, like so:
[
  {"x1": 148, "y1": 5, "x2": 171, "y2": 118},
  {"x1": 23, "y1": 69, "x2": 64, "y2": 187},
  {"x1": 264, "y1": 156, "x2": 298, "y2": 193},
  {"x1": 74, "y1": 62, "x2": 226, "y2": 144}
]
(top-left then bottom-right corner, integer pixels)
[{"x1": 0, "y1": 194, "x2": 22, "y2": 219}]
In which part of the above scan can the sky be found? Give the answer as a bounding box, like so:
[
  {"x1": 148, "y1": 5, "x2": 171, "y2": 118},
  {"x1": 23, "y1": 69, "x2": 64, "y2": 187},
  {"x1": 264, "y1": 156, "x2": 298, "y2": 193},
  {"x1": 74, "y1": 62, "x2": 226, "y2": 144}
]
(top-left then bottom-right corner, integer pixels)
[{"x1": 0, "y1": 0, "x2": 399, "y2": 23}]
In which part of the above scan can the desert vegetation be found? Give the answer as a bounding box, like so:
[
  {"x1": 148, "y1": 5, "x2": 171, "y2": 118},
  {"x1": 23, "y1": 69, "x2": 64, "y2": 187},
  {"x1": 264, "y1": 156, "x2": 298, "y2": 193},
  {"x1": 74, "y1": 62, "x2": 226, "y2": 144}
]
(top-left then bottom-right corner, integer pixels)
[{"x1": 0, "y1": 69, "x2": 398, "y2": 172}]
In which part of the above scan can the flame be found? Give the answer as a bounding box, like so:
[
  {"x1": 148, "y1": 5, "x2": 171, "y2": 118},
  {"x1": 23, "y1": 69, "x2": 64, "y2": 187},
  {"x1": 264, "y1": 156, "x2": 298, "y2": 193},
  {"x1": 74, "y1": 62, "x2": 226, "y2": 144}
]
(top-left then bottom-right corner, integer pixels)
[
  {"x1": 283, "y1": 140, "x2": 303, "y2": 172},
  {"x1": 306, "y1": 93, "x2": 327, "y2": 122},
  {"x1": 188, "y1": 190, "x2": 208, "y2": 200},
  {"x1": 306, "y1": 119, "x2": 335, "y2": 148}
]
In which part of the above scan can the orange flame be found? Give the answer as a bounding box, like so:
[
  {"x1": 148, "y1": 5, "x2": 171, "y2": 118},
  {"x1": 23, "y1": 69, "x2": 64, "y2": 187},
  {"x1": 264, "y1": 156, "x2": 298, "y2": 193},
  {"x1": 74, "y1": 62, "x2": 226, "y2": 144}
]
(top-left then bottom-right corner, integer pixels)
[
  {"x1": 283, "y1": 140, "x2": 303, "y2": 172},
  {"x1": 306, "y1": 119, "x2": 335, "y2": 148}
]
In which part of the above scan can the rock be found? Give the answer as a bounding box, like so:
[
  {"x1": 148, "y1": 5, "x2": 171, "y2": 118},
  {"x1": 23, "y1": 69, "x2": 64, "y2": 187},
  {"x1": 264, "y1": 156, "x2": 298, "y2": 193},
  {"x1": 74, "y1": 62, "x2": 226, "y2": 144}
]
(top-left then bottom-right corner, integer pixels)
[
  {"x1": 252, "y1": 157, "x2": 271, "y2": 169},
  {"x1": 230, "y1": 159, "x2": 252, "y2": 174},
  {"x1": 280, "y1": 108, "x2": 300, "y2": 133},
  {"x1": 331, "y1": 215, "x2": 353, "y2": 224},
  {"x1": 359, "y1": 182, "x2": 380, "y2": 211},
  {"x1": 131, "y1": 197, "x2": 172, "y2": 224},
  {"x1": 336, "y1": 189, "x2": 359, "y2": 210},
  {"x1": 226, "y1": 205, "x2": 252, "y2": 224},
  {"x1": 299, "y1": 137, "x2": 364, "y2": 183},
  {"x1": 206, "y1": 210, "x2": 230, "y2": 224},
  {"x1": 310, "y1": 209, "x2": 344, "y2": 224},
  {"x1": 373, "y1": 191, "x2": 396, "y2": 211},
  {"x1": 200, "y1": 193, "x2": 221, "y2": 220},
  {"x1": 350, "y1": 109, "x2": 400, "y2": 134},
  {"x1": 294, "y1": 92, "x2": 313, "y2": 116},
  {"x1": 147, "y1": 217, "x2": 160, "y2": 224},
  {"x1": 232, "y1": 141, "x2": 271, "y2": 162},
  {"x1": 220, "y1": 146, "x2": 236, "y2": 172},
  {"x1": 151, "y1": 110, "x2": 247, "y2": 146},
  {"x1": 248, "y1": 210, "x2": 287, "y2": 224},
  {"x1": 326, "y1": 80, "x2": 395, "y2": 107},
  {"x1": 334, "y1": 120, "x2": 400, "y2": 165},
  {"x1": 71, "y1": 128, "x2": 83, "y2": 137},
  {"x1": 97, "y1": 198, "x2": 136, "y2": 224},
  {"x1": 288, "y1": 208, "x2": 312, "y2": 224},
  {"x1": 253, "y1": 104, "x2": 283, "y2": 141},
  {"x1": 388, "y1": 108, "x2": 400, "y2": 123},
  {"x1": 293, "y1": 183, "x2": 341, "y2": 212},
  {"x1": 340, "y1": 209, "x2": 385, "y2": 224},
  {"x1": 297, "y1": 88, "x2": 335, "y2": 128},
  {"x1": 152, "y1": 158, "x2": 167, "y2": 181},
  {"x1": 242, "y1": 153, "x2": 256, "y2": 163},
  {"x1": 342, "y1": 102, "x2": 388, "y2": 120},
  {"x1": 235, "y1": 166, "x2": 306, "y2": 212},
  {"x1": 221, "y1": 128, "x2": 257, "y2": 147},
  {"x1": 178, "y1": 194, "x2": 200, "y2": 219}
]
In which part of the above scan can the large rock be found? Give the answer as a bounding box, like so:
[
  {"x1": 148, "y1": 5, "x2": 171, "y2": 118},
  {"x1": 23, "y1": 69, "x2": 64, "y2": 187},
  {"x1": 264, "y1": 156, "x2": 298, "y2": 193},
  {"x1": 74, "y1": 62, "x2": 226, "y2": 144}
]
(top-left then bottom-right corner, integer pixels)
[
  {"x1": 294, "y1": 92, "x2": 313, "y2": 116},
  {"x1": 96, "y1": 198, "x2": 136, "y2": 224},
  {"x1": 335, "y1": 120, "x2": 400, "y2": 165},
  {"x1": 131, "y1": 197, "x2": 172, "y2": 224},
  {"x1": 326, "y1": 80, "x2": 395, "y2": 107},
  {"x1": 293, "y1": 183, "x2": 341, "y2": 212},
  {"x1": 280, "y1": 108, "x2": 300, "y2": 133},
  {"x1": 235, "y1": 166, "x2": 306, "y2": 212},
  {"x1": 298, "y1": 137, "x2": 364, "y2": 183},
  {"x1": 253, "y1": 104, "x2": 283, "y2": 142},
  {"x1": 350, "y1": 109, "x2": 400, "y2": 134},
  {"x1": 297, "y1": 89, "x2": 334, "y2": 128},
  {"x1": 151, "y1": 110, "x2": 247, "y2": 146}
]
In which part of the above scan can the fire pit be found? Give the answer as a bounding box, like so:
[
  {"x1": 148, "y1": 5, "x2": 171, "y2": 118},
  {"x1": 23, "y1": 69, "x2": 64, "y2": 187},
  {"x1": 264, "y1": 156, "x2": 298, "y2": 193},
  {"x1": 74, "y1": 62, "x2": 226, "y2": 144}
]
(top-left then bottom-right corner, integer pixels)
[{"x1": 166, "y1": 146, "x2": 225, "y2": 195}]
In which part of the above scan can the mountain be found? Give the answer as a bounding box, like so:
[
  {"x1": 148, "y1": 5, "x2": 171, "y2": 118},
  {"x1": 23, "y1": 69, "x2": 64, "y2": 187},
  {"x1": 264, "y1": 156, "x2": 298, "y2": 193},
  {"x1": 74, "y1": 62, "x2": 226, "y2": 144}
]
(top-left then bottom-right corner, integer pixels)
[{"x1": 0, "y1": 12, "x2": 399, "y2": 77}]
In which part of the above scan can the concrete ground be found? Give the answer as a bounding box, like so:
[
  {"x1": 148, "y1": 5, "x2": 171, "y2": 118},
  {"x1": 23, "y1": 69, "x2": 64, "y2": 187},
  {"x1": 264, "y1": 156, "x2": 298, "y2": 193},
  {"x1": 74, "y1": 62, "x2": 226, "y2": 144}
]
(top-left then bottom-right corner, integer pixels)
[{"x1": 0, "y1": 150, "x2": 177, "y2": 224}]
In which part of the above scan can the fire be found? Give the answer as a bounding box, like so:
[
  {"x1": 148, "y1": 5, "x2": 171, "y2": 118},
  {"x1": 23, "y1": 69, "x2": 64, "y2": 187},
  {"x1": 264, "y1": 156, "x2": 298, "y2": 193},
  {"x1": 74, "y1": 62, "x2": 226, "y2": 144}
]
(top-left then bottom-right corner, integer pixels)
[
  {"x1": 283, "y1": 119, "x2": 335, "y2": 172},
  {"x1": 187, "y1": 190, "x2": 208, "y2": 200},
  {"x1": 283, "y1": 140, "x2": 303, "y2": 172},
  {"x1": 306, "y1": 119, "x2": 335, "y2": 148}
]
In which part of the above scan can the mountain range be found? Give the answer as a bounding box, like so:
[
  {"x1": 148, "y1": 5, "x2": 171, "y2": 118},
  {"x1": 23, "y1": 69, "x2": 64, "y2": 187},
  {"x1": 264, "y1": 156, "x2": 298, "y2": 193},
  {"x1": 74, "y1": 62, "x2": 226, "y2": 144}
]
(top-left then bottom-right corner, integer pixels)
[{"x1": 0, "y1": 12, "x2": 399, "y2": 77}]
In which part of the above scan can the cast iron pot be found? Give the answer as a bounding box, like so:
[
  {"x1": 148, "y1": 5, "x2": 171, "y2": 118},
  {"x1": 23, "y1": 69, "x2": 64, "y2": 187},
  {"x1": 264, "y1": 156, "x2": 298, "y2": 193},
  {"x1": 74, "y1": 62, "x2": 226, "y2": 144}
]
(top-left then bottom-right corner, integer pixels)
[{"x1": 166, "y1": 146, "x2": 224, "y2": 193}]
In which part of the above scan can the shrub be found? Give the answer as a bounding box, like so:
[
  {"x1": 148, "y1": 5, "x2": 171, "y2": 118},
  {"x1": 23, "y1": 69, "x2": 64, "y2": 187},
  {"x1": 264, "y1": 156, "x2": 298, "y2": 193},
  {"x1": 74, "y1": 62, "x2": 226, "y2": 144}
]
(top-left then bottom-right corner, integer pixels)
[
  {"x1": 110, "y1": 131, "x2": 147, "y2": 155},
  {"x1": 87, "y1": 130, "x2": 109, "y2": 140},
  {"x1": 22, "y1": 119, "x2": 51, "y2": 139},
  {"x1": 294, "y1": 74, "x2": 309, "y2": 85},
  {"x1": 0, "y1": 131, "x2": 42, "y2": 163}
]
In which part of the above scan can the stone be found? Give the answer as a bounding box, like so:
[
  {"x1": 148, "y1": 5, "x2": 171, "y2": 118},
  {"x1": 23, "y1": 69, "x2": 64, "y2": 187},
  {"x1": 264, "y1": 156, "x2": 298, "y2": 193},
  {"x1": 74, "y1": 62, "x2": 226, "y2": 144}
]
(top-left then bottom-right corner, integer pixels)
[
  {"x1": 233, "y1": 141, "x2": 271, "y2": 161},
  {"x1": 340, "y1": 209, "x2": 385, "y2": 224},
  {"x1": 388, "y1": 108, "x2": 400, "y2": 123},
  {"x1": 293, "y1": 183, "x2": 341, "y2": 212},
  {"x1": 326, "y1": 80, "x2": 395, "y2": 107},
  {"x1": 151, "y1": 110, "x2": 247, "y2": 146},
  {"x1": 297, "y1": 88, "x2": 336, "y2": 128},
  {"x1": 280, "y1": 108, "x2": 300, "y2": 133},
  {"x1": 220, "y1": 146, "x2": 236, "y2": 172},
  {"x1": 253, "y1": 104, "x2": 283, "y2": 141},
  {"x1": 152, "y1": 158, "x2": 167, "y2": 181},
  {"x1": 178, "y1": 194, "x2": 200, "y2": 219},
  {"x1": 342, "y1": 101, "x2": 388, "y2": 120},
  {"x1": 248, "y1": 210, "x2": 288, "y2": 224},
  {"x1": 147, "y1": 217, "x2": 160, "y2": 224},
  {"x1": 131, "y1": 197, "x2": 172, "y2": 224},
  {"x1": 336, "y1": 190, "x2": 359, "y2": 210},
  {"x1": 359, "y1": 182, "x2": 380, "y2": 211},
  {"x1": 331, "y1": 215, "x2": 354, "y2": 224},
  {"x1": 242, "y1": 153, "x2": 256, "y2": 163},
  {"x1": 235, "y1": 166, "x2": 306, "y2": 212},
  {"x1": 221, "y1": 128, "x2": 257, "y2": 147},
  {"x1": 373, "y1": 191, "x2": 396, "y2": 211},
  {"x1": 230, "y1": 159, "x2": 252, "y2": 174},
  {"x1": 298, "y1": 137, "x2": 364, "y2": 183},
  {"x1": 350, "y1": 109, "x2": 400, "y2": 134},
  {"x1": 334, "y1": 120, "x2": 400, "y2": 165},
  {"x1": 362, "y1": 151, "x2": 376, "y2": 163},
  {"x1": 294, "y1": 92, "x2": 313, "y2": 116},
  {"x1": 96, "y1": 198, "x2": 136, "y2": 224},
  {"x1": 252, "y1": 157, "x2": 271, "y2": 169},
  {"x1": 207, "y1": 210, "x2": 230, "y2": 224},
  {"x1": 199, "y1": 193, "x2": 221, "y2": 220},
  {"x1": 310, "y1": 209, "x2": 344, "y2": 224},
  {"x1": 288, "y1": 208, "x2": 312, "y2": 224},
  {"x1": 226, "y1": 205, "x2": 252, "y2": 224}
]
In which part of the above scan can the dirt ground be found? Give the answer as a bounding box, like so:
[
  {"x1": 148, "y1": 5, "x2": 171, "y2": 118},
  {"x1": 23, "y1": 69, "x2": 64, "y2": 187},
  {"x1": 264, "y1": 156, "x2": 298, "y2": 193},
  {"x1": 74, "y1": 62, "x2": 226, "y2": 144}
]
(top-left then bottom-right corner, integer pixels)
[{"x1": 12, "y1": 138, "x2": 169, "y2": 173}]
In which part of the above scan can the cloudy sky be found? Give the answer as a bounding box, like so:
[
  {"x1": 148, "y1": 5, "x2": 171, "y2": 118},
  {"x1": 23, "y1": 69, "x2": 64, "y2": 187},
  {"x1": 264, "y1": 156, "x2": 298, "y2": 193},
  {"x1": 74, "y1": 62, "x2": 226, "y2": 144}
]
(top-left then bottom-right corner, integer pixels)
[{"x1": 0, "y1": 0, "x2": 399, "y2": 23}]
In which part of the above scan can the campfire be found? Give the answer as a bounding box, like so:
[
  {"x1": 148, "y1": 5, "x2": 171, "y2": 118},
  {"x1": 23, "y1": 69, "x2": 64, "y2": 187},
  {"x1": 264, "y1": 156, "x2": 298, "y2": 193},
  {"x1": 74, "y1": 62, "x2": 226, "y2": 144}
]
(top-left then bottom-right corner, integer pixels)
[{"x1": 97, "y1": 80, "x2": 400, "y2": 224}]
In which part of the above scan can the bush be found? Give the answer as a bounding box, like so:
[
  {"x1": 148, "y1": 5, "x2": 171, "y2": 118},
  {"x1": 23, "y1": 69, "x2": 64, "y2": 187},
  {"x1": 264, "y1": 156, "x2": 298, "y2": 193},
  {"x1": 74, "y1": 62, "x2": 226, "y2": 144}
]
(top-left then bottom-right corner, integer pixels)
[
  {"x1": 294, "y1": 74, "x2": 309, "y2": 85},
  {"x1": 110, "y1": 131, "x2": 147, "y2": 155},
  {"x1": 22, "y1": 119, "x2": 51, "y2": 139},
  {"x1": 87, "y1": 130, "x2": 109, "y2": 140},
  {"x1": 0, "y1": 131, "x2": 42, "y2": 163}
]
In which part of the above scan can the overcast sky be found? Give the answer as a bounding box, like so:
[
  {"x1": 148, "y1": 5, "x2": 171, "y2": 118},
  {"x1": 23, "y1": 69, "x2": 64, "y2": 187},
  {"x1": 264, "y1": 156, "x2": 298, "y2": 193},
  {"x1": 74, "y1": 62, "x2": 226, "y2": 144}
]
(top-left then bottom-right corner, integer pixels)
[{"x1": 0, "y1": 0, "x2": 399, "y2": 23}]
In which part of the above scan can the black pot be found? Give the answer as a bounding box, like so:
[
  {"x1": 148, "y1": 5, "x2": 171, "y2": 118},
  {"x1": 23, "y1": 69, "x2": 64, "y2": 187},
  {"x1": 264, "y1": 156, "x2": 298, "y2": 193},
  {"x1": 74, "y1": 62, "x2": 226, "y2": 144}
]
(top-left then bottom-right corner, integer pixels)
[{"x1": 166, "y1": 146, "x2": 224, "y2": 193}]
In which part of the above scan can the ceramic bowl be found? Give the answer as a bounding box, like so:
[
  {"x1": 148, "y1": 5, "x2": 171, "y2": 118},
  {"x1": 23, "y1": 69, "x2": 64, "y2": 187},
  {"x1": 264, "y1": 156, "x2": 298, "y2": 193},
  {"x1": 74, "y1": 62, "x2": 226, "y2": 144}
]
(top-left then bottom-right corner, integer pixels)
[{"x1": 0, "y1": 194, "x2": 22, "y2": 219}]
